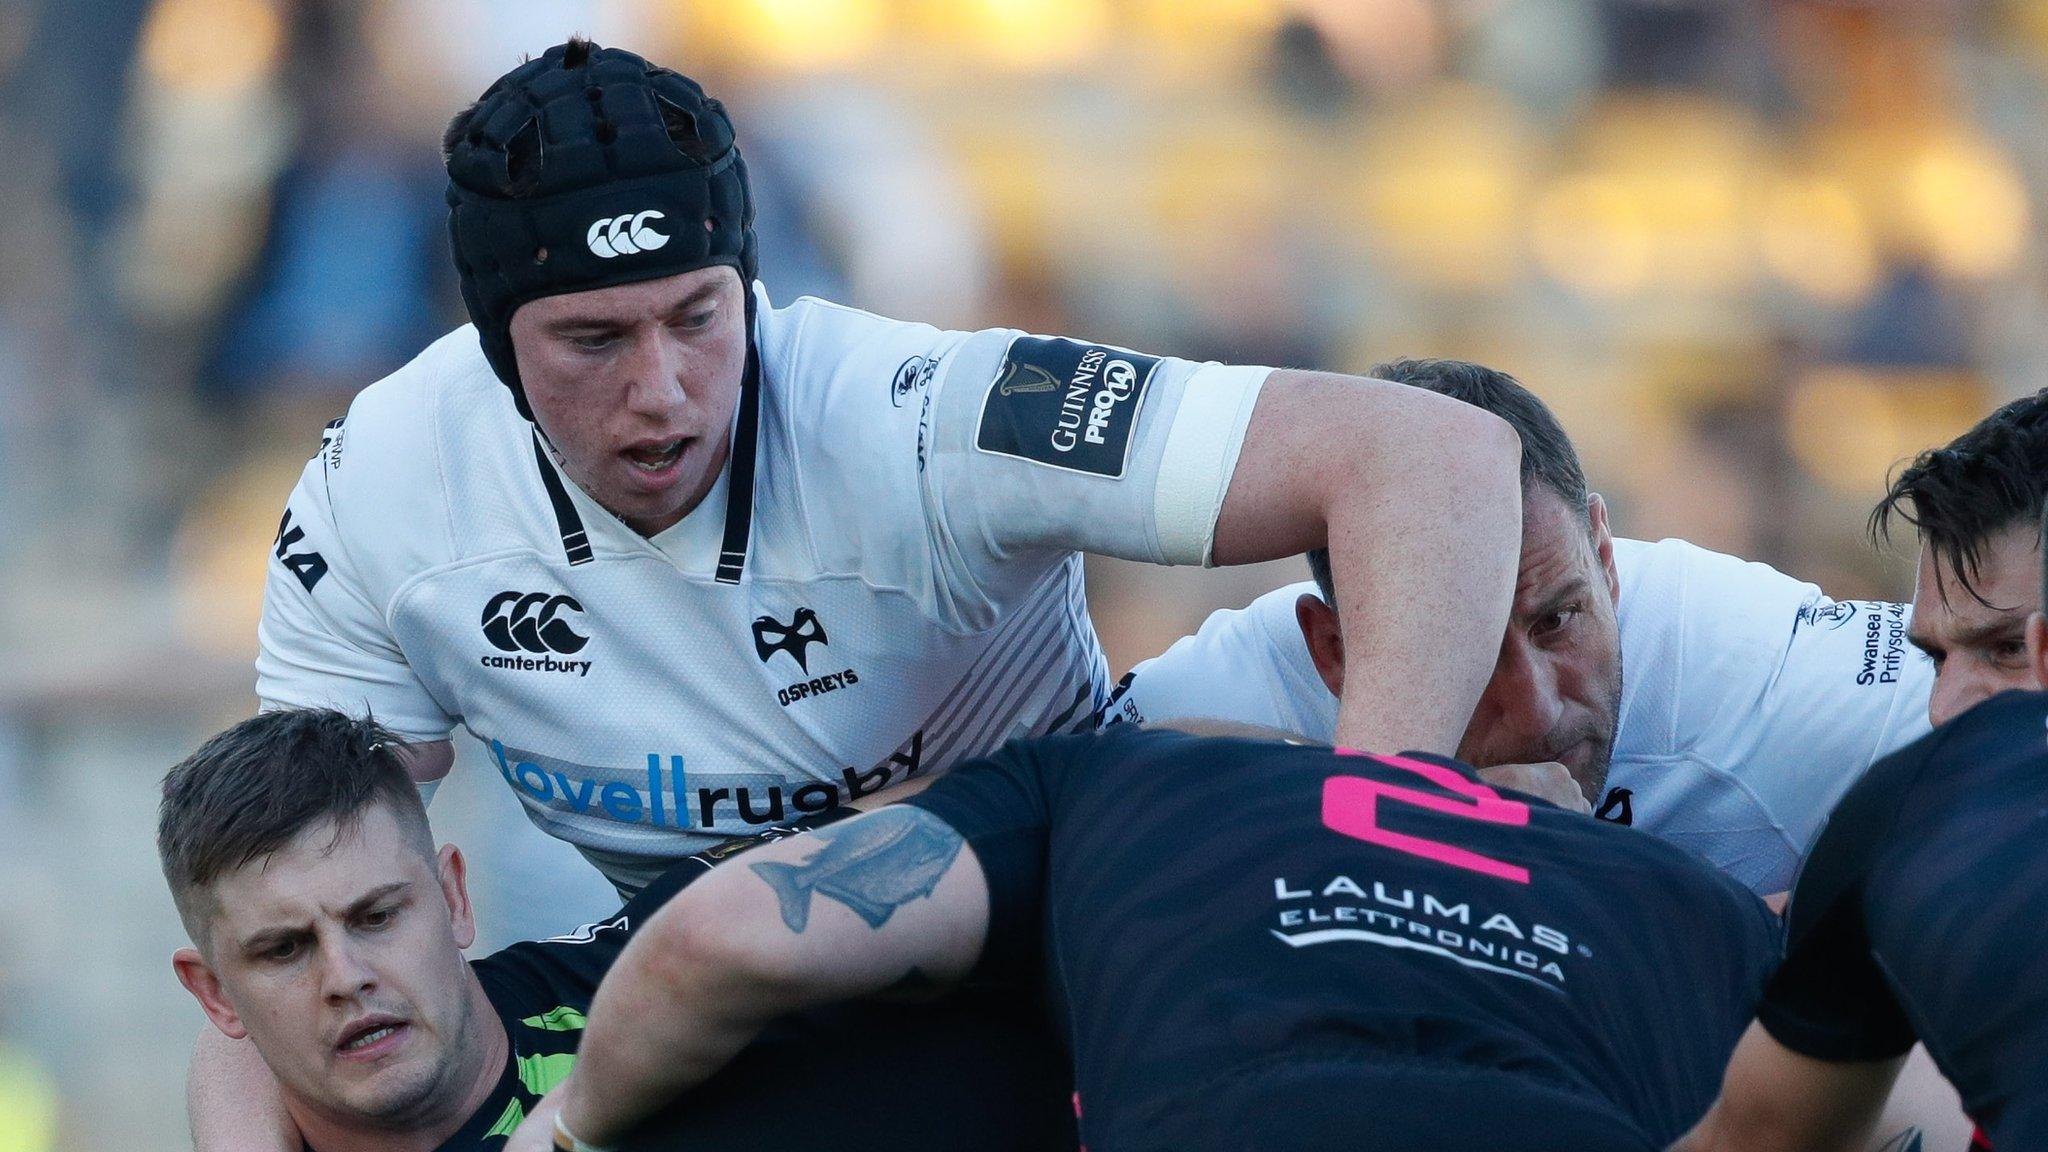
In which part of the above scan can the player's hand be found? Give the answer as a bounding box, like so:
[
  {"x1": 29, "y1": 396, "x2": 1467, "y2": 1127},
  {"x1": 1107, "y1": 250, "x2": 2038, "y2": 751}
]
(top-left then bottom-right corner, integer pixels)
[{"x1": 1476, "y1": 762, "x2": 1591, "y2": 814}]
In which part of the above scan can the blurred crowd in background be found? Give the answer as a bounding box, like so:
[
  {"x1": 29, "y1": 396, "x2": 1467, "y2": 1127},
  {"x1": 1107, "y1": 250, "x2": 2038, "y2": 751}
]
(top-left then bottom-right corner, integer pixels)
[{"x1": 2, "y1": 0, "x2": 2046, "y2": 1146}]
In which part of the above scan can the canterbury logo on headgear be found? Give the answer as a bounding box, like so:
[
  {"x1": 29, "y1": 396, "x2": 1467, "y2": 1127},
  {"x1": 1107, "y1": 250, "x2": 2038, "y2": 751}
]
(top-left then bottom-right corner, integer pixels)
[{"x1": 586, "y1": 210, "x2": 671, "y2": 258}]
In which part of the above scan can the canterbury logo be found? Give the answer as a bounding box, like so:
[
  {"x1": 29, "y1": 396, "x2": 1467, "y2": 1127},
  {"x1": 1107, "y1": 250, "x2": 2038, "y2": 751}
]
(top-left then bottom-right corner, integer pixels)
[
  {"x1": 996, "y1": 361, "x2": 1060, "y2": 396},
  {"x1": 482, "y1": 591, "x2": 590, "y2": 655},
  {"x1": 585, "y1": 210, "x2": 670, "y2": 258}
]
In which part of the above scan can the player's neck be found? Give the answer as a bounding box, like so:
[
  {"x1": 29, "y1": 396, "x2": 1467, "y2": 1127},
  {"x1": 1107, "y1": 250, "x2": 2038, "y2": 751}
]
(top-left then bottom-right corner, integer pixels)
[{"x1": 288, "y1": 971, "x2": 510, "y2": 1152}]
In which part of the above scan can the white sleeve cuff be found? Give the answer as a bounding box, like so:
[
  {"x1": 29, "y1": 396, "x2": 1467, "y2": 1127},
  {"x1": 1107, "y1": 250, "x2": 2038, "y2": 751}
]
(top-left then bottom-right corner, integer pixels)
[{"x1": 1153, "y1": 364, "x2": 1271, "y2": 565}]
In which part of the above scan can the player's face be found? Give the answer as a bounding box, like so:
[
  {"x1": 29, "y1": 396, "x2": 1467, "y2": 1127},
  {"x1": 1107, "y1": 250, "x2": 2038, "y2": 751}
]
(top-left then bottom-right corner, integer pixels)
[
  {"x1": 173, "y1": 805, "x2": 494, "y2": 1128},
  {"x1": 1909, "y1": 523, "x2": 2043, "y2": 727},
  {"x1": 1456, "y1": 489, "x2": 1624, "y2": 802},
  {"x1": 511, "y1": 265, "x2": 747, "y2": 537}
]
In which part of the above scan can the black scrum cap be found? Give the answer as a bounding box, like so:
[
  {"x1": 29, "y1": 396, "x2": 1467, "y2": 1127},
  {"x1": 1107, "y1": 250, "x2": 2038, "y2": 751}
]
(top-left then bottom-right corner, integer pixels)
[{"x1": 445, "y1": 38, "x2": 758, "y2": 418}]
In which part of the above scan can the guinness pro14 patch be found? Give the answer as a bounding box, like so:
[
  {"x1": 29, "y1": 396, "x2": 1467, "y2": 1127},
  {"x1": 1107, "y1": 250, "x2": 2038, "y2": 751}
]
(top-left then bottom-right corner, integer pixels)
[{"x1": 976, "y1": 336, "x2": 1160, "y2": 478}]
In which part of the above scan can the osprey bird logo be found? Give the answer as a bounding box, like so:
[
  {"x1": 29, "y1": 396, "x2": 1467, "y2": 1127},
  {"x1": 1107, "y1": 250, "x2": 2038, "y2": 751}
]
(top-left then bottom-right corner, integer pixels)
[
  {"x1": 752, "y1": 607, "x2": 828, "y2": 672},
  {"x1": 1594, "y1": 787, "x2": 1633, "y2": 825}
]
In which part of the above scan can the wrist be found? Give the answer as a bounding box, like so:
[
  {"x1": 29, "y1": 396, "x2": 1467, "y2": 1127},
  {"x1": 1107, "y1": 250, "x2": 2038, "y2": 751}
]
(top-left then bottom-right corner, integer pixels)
[{"x1": 552, "y1": 1107, "x2": 616, "y2": 1152}]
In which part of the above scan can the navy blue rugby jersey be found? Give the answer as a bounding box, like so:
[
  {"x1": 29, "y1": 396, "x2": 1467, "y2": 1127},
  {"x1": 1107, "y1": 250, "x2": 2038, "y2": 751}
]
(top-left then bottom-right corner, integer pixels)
[
  {"x1": 1760, "y1": 689, "x2": 2048, "y2": 1149},
  {"x1": 398, "y1": 810, "x2": 1072, "y2": 1152},
  {"x1": 901, "y1": 727, "x2": 1778, "y2": 1151}
]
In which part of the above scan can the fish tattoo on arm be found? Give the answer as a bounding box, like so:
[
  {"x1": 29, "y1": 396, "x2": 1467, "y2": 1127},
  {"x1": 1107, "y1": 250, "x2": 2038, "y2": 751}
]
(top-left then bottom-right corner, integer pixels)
[{"x1": 749, "y1": 807, "x2": 965, "y2": 932}]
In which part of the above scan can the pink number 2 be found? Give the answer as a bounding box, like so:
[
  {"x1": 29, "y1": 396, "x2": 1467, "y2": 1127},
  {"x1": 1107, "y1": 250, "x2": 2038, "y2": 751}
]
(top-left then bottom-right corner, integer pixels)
[{"x1": 1322, "y1": 751, "x2": 1532, "y2": 884}]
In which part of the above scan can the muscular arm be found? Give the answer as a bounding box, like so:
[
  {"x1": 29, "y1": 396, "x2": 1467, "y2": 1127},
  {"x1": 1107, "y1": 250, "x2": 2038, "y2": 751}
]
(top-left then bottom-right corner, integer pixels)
[
  {"x1": 1212, "y1": 370, "x2": 1521, "y2": 756},
  {"x1": 1672, "y1": 1022, "x2": 1905, "y2": 1152},
  {"x1": 544, "y1": 807, "x2": 990, "y2": 1148}
]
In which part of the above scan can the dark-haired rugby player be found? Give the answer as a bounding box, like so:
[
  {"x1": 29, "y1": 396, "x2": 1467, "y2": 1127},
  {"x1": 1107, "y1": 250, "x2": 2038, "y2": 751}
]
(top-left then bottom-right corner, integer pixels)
[{"x1": 161, "y1": 709, "x2": 1070, "y2": 1151}]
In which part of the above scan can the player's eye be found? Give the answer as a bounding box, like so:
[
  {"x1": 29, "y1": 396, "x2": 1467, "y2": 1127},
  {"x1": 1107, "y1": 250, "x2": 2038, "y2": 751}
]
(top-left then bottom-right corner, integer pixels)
[
  {"x1": 569, "y1": 332, "x2": 617, "y2": 352},
  {"x1": 675, "y1": 306, "x2": 716, "y2": 331},
  {"x1": 1993, "y1": 638, "x2": 2028, "y2": 665},
  {"x1": 263, "y1": 939, "x2": 301, "y2": 963},
  {"x1": 359, "y1": 904, "x2": 400, "y2": 931},
  {"x1": 1532, "y1": 605, "x2": 1580, "y2": 638}
]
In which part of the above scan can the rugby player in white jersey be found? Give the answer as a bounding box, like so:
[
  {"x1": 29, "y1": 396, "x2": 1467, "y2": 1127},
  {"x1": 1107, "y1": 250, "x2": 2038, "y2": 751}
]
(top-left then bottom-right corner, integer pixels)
[
  {"x1": 199, "y1": 38, "x2": 1523, "y2": 1151},
  {"x1": 1114, "y1": 358, "x2": 1935, "y2": 896}
]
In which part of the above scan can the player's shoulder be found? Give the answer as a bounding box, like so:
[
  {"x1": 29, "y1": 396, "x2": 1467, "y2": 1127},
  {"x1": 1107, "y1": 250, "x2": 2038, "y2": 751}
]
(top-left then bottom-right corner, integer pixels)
[
  {"x1": 1875, "y1": 689, "x2": 2048, "y2": 817},
  {"x1": 1849, "y1": 693, "x2": 2048, "y2": 920},
  {"x1": 1191, "y1": 581, "x2": 1314, "y2": 643},
  {"x1": 1801, "y1": 694, "x2": 2044, "y2": 871},
  {"x1": 1128, "y1": 581, "x2": 1306, "y2": 676},
  {"x1": 470, "y1": 907, "x2": 635, "y2": 1006},
  {"x1": 1041, "y1": 724, "x2": 1319, "y2": 781},
  {"x1": 1615, "y1": 536, "x2": 1824, "y2": 628},
  {"x1": 308, "y1": 325, "x2": 529, "y2": 556},
  {"x1": 755, "y1": 289, "x2": 960, "y2": 408},
  {"x1": 1615, "y1": 536, "x2": 1876, "y2": 734},
  {"x1": 1119, "y1": 582, "x2": 1334, "y2": 736},
  {"x1": 317, "y1": 326, "x2": 508, "y2": 507},
  {"x1": 749, "y1": 289, "x2": 982, "y2": 500}
]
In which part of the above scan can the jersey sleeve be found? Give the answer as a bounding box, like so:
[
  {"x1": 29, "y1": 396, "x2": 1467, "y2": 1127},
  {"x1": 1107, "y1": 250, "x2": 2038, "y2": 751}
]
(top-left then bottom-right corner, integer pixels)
[
  {"x1": 898, "y1": 741, "x2": 1063, "y2": 981},
  {"x1": 254, "y1": 426, "x2": 456, "y2": 744},
  {"x1": 1113, "y1": 581, "x2": 1340, "y2": 739},
  {"x1": 920, "y1": 326, "x2": 1270, "y2": 579},
  {"x1": 1755, "y1": 731, "x2": 1935, "y2": 1063},
  {"x1": 758, "y1": 295, "x2": 1270, "y2": 628}
]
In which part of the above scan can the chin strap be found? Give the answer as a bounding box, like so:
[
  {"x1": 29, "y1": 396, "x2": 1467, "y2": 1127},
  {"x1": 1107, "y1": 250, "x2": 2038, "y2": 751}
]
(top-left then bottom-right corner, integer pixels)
[{"x1": 553, "y1": 1112, "x2": 617, "y2": 1152}]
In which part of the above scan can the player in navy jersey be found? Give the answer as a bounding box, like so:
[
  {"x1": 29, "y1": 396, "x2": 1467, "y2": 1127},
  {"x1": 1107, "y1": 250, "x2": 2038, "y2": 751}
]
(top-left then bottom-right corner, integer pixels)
[
  {"x1": 158, "y1": 709, "x2": 1072, "y2": 1152},
  {"x1": 520, "y1": 724, "x2": 1778, "y2": 1152},
  {"x1": 1674, "y1": 506, "x2": 2048, "y2": 1151}
]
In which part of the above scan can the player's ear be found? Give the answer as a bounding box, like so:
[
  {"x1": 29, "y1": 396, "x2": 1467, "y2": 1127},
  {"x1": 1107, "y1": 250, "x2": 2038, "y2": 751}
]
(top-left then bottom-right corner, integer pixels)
[
  {"x1": 173, "y1": 947, "x2": 248, "y2": 1040},
  {"x1": 437, "y1": 845, "x2": 478, "y2": 951},
  {"x1": 1296, "y1": 593, "x2": 1344, "y2": 700},
  {"x1": 1587, "y1": 493, "x2": 1618, "y2": 605},
  {"x1": 2027, "y1": 611, "x2": 2048, "y2": 690}
]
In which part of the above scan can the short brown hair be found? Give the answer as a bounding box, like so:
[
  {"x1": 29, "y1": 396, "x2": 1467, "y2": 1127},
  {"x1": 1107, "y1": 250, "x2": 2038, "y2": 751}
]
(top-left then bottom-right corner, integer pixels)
[{"x1": 158, "y1": 709, "x2": 432, "y2": 940}]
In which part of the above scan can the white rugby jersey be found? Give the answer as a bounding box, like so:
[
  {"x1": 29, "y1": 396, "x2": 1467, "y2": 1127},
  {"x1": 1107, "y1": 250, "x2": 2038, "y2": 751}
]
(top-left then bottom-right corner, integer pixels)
[
  {"x1": 258, "y1": 285, "x2": 1268, "y2": 893},
  {"x1": 1114, "y1": 537, "x2": 1935, "y2": 893}
]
